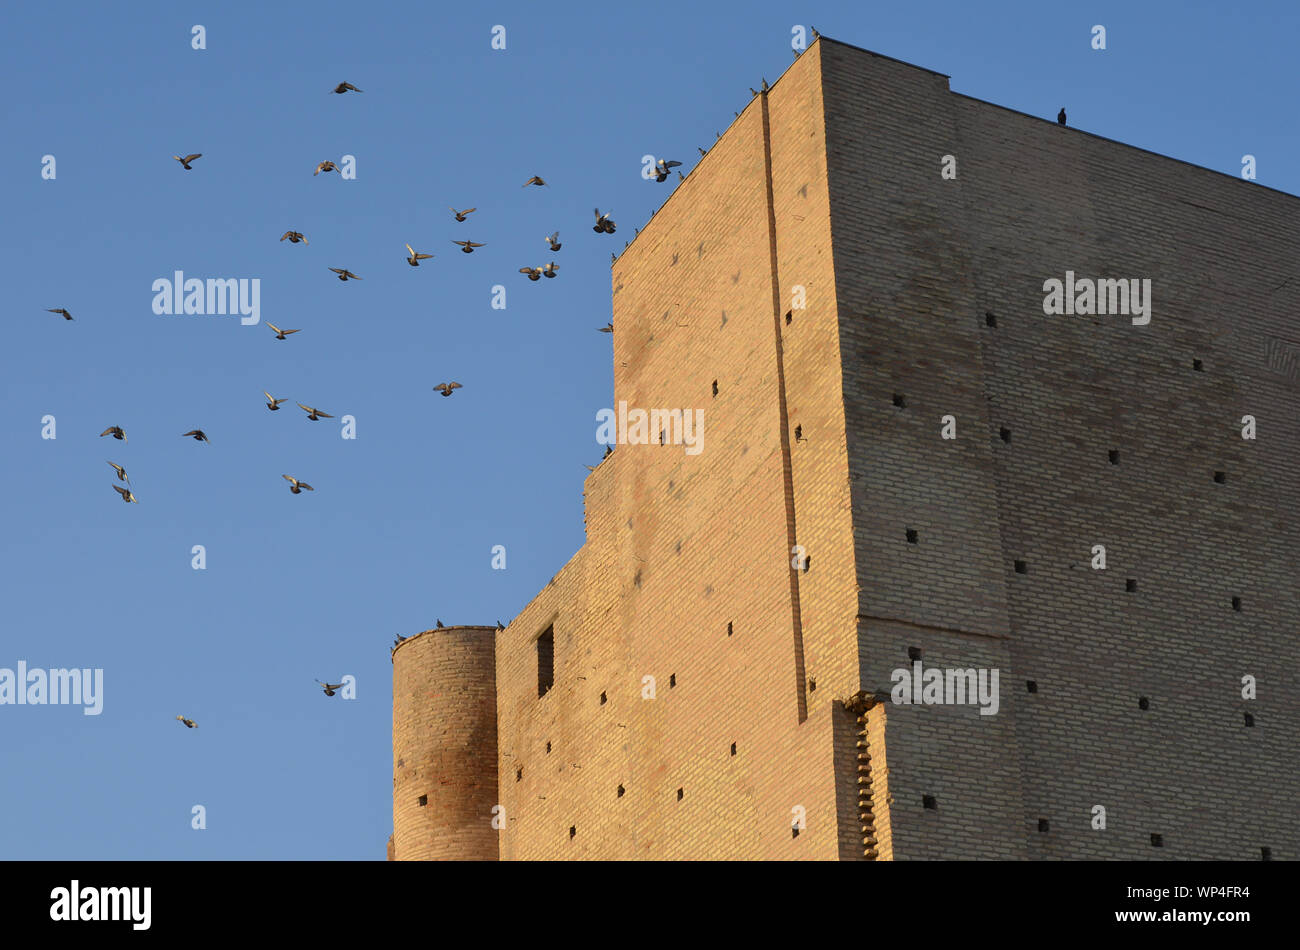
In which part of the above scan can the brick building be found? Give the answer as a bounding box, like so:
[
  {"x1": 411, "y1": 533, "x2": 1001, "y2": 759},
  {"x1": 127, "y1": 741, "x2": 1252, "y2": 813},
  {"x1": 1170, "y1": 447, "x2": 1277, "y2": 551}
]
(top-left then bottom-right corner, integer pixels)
[{"x1": 391, "y1": 37, "x2": 1299, "y2": 860}]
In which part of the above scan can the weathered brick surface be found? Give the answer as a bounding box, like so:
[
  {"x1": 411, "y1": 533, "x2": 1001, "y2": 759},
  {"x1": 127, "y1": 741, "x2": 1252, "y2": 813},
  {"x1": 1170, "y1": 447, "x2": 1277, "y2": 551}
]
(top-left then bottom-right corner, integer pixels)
[{"x1": 392, "y1": 38, "x2": 1299, "y2": 860}]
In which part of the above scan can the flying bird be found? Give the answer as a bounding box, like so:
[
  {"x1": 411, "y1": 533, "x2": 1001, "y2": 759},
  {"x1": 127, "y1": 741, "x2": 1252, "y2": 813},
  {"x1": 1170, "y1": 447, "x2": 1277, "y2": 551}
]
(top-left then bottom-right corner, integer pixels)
[
  {"x1": 520, "y1": 266, "x2": 542, "y2": 281},
  {"x1": 173, "y1": 154, "x2": 202, "y2": 170},
  {"x1": 264, "y1": 392, "x2": 288, "y2": 411},
  {"x1": 282, "y1": 475, "x2": 314, "y2": 494},
  {"x1": 542, "y1": 262, "x2": 559, "y2": 278},
  {"x1": 329, "y1": 267, "x2": 361, "y2": 280},
  {"x1": 99, "y1": 426, "x2": 127, "y2": 442},
  {"x1": 297, "y1": 403, "x2": 333, "y2": 420},
  {"x1": 593, "y1": 209, "x2": 616, "y2": 234},
  {"x1": 598, "y1": 322, "x2": 613, "y2": 333},
  {"x1": 316, "y1": 680, "x2": 345, "y2": 696},
  {"x1": 176, "y1": 716, "x2": 197, "y2": 728},
  {"x1": 279, "y1": 231, "x2": 308, "y2": 245},
  {"x1": 450, "y1": 207, "x2": 476, "y2": 222},
  {"x1": 432, "y1": 382, "x2": 462, "y2": 397},
  {"x1": 653, "y1": 159, "x2": 682, "y2": 182},
  {"x1": 314, "y1": 160, "x2": 338, "y2": 176},
  {"x1": 545, "y1": 231, "x2": 561, "y2": 251},
  {"x1": 46, "y1": 308, "x2": 73, "y2": 321},
  {"x1": 181, "y1": 430, "x2": 210, "y2": 443},
  {"x1": 405, "y1": 244, "x2": 434, "y2": 266},
  {"x1": 331, "y1": 82, "x2": 363, "y2": 94},
  {"x1": 522, "y1": 176, "x2": 547, "y2": 187},
  {"x1": 1057, "y1": 108, "x2": 1067, "y2": 126},
  {"x1": 452, "y1": 240, "x2": 485, "y2": 253},
  {"x1": 267, "y1": 322, "x2": 300, "y2": 340},
  {"x1": 107, "y1": 461, "x2": 129, "y2": 483},
  {"x1": 112, "y1": 484, "x2": 138, "y2": 504}
]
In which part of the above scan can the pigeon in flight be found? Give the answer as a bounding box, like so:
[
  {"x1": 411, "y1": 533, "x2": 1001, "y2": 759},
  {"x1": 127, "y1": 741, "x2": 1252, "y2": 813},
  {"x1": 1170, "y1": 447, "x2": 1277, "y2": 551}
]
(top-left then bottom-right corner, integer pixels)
[
  {"x1": 432, "y1": 382, "x2": 462, "y2": 397},
  {"x1": 1057, "y1": 108, "x2": 1066, "y2": 126},
  {"x1": 264, "y1": 392, "x2": 288, "y2": 411},
  {"x1": 522, "y1": 176, "x2": 547, "y2": 188},
  {"x1": 598, "y1": 322, "x2": 613, "y2": 333},
  {"x1": 593, "y1": 209, "x2": 616, "y2": 234},
  {"x1": 173, "y1": 154, "x2": 202, "y2": 170},
  {"x1": 316, "y1": 680, "x2": 345, "y2": 696},
  {"x1": 542, "y1": 262, "x2": 559, "y2": 279},
  {"x1": 280, "y1": 231, "x2": 308, "y2": 245},
  {"x1": 297, "y1": 403, "x2": 333, "y2": 421},
  {"x1": 176, "y1": 716, "x2": 197, "y2": 728},
  {"x1": 112, "y1": 484, "x2": 138, "y2": 504},
  {"x1": 405, "y1": 244, "x2": 435, "y2": 266},
  {"x1": 100, "y1": 426, "x2": 127, "y2": 442},
  {"x1": 107, "y1": 461, "x2": 129, "y2": 483},
  {"x1": 282, "y1": 475, "x2": 314, "y2": 494},
  {"x1": 653, "y1": 159, "x2": 682, "y2": 182},
  {"x1": 314, "y1": 160, "x2": 338, "y2": 176},
  {"x1": 520, "y1": 266, "x2": 542, "y2": 281},
  {"x1": 46, "y1": 308, "x2": 73, "y2": 321},
  {"x1": 450, "y1": 207, "x2": 476, "y2": 222},
  {"x1": 332, "y1": 82, "x2": 363, "y2": 94},
  {"x1": 329, "y1": 267, "x2": 361, "y2": 280},
  {"x1": 267, "y1": 323, "x2": 300, "y2": 340},
  {"x1": 452, "y1": 240, "x2": 485, "y2": 254},
  {"x1": 545, "y1": 232, "x2": 561, "y2": 251},
  {"x1": 181, "y1": 430, "x2": 210, "y2": 443}
]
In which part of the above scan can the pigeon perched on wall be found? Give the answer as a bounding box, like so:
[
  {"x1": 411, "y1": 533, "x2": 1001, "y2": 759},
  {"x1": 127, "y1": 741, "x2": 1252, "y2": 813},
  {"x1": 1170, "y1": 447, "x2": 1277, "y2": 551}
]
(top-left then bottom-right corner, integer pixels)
[{"x1": 1057, "y1": 108, "x2": 1067, "y2": 125}]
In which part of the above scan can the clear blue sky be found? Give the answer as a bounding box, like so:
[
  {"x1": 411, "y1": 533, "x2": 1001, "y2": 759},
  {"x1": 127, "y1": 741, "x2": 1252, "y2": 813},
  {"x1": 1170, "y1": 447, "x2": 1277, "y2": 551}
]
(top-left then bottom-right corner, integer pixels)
[{"x1": 1, "y1": 0, "x2": 1294, "y2": 860}]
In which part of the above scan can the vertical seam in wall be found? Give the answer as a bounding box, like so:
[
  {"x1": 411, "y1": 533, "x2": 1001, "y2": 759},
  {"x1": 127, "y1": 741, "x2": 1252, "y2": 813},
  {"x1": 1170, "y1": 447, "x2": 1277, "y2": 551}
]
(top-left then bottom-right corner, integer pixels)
[{"x1": 761, "y1": 88, "x2": 809, "y2": 725}]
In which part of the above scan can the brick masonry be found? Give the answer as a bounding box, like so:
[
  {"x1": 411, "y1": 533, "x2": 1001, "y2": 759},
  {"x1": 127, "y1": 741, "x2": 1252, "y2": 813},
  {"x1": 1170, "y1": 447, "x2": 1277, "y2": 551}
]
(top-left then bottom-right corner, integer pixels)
[{"x1": 391, "y1": 37, "x2": 1299, "y2": 860}]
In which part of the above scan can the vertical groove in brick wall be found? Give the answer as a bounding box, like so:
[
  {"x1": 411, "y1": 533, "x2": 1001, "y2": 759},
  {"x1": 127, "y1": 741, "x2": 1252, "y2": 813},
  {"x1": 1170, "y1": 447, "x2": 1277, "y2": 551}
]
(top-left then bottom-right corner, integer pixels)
[{"x1": 761, "y1": 87, "x2": 809, "y2": 725}]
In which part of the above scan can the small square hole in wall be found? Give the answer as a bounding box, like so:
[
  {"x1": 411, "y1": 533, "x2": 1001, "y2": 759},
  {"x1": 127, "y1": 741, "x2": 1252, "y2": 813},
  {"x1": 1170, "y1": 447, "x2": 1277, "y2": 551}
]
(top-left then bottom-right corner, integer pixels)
[
  {"x1": 908, "y1": 646, "x2": 923, "y2": 661},
  {"x1": 803, "y1": 556, "x2": 811, "y2": 573},
  {"x1": 546, "y1": 741, "x2": 551, "y2": 754},
  {"x1": 1109, "y1": 450, "x2": 1120, "y2": 465},
  {"x1": 515, "y1": 768, "x2": 522, "y2": 782},
  {"x1": 985, "y1": 312, "x2": 997, "y2": 327},
  {"x1": 1038, "y1": 819, "x2": 1050, "y2": 833},
  {"x1": 1126, "y1": 579, "x2": 1137, "y2": 592},
  {"x1": 727, "y1": 621, "x2": 733, "y2": 637},
  {"x1": 669, "y1": 673, "x2": 677, "y2": 688},
  {"x1": 1232, "y1": 596, "x2": 1242, "y2": 612},
  {"x1": 1000, "y1": 427, "x2": 1011, "y2": 443},
  {"x1": 791, "y1": 826, "x2": 800, "y2": 839},
  {"x1": 1214, "y1": 471, "x2": 1226, "y2": 483},
  {"x1": 785, "y1": 310, "x2": 793, "y2": 325},
  {"x1": 1138, "y1": 697, "x2": 1150, "y2": 711},
  {"x1": 569, "y1": 826, "x2": 576, "y2": 839},
  {"x1": 712, "y1": 380, "x2": 718, "y2": 397},
  {"x1": 417, "y1": 795, "x2": 427, "y2": 807},
  {"x1": 892, "y1": 393, "x2": 907, "y2": 408},
  {"x1": 1150, "y1": 833, "x2": 1163, "y2": 847},
  {"x1": 600, "y1": 691, "x2": 607, "y2": 705},
  {"x1": 922, "y1": 794, "x2": 938, "y2": 810},
  {"x1": 1014, "y1": 560, "x2": 1028, "y2": 574},
  {"x1": 617, "y1": 785, "x2": 625, "y2": 798},
  {"x1": 808, "y1": 677, "x2": 817, "y2": 692},
  {"x1": 1261, "y1": 847, "x2": 1272, "y2": 861},
  {"x1": 677, "y1": 788, "x2": 684, "y2": 801},
  {"x1": 794, "y1": 424, "x2": 802, "y2": 441},
  {"x1": 1026, "y1": 680, "x2": 1038, "y2": 693},
  {"x1": 906, "y1": 528, "x2": 918, "y2": 544},
  {"x1": 1193, "y1": 359, "x2": 1204, "y2": 372},
  {"x1": 1244, "y1": 713, "x2": 1255, "y2": 727},
  {"x1": 730, "y1": 742, "x2": 737, "y2": 756}
]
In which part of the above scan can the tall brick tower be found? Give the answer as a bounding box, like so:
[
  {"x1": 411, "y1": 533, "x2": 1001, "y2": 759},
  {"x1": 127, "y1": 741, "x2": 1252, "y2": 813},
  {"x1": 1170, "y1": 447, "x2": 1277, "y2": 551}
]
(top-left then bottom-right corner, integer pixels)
[
  {"x1": 391, "y1": 36, "x2": 1299, "y2": 860},
  {"x1": 391, "y1": 626, "x2": 498, "y2": 860}
]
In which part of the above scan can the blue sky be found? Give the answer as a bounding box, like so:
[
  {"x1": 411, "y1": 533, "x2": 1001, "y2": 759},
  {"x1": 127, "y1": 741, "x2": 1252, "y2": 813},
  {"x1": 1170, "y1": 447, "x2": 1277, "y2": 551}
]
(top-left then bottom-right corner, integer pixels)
[{"x1": 0, "y1": 0, "x2": 1294, "y2": 859}]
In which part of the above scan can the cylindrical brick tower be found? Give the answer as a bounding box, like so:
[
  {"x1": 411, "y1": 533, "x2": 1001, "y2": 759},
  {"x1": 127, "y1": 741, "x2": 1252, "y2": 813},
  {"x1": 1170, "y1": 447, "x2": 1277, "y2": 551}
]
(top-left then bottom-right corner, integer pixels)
[{"x1": 391, "y1": 625, "x2": 498, "y2": 860}]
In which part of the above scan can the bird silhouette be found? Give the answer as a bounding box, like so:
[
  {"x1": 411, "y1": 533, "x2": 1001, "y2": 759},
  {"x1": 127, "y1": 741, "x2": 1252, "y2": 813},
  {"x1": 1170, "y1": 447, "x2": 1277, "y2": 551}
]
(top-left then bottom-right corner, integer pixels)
[
  {"x1": 496, "y1": 621, "x2": 505, "y2": 631},
  {"x1": 545, "y1": 231, "x2": 562, "y2": 251},
  {"x1": 450, "y1": 207, "x2": 476, "y2": 222},
  {"x1": 329, "y1": 267, "x2": 361, "y2": 280},
  {"x1": 603, "y1": 445, "x2": 612, "y2": 458},
  {"x1": 593, "y1": 209, "x2": 616, "y2": 234},
  {"x1": 264, "y1": 392, "x2": 288, "y2": 411},
  {"x1": 520, "y1": 266, "x2": 542, "y2": 281},
  {"x1": 282, "y1": 475, "x2": 314, "y2": 494},
  {"x1": 432, "y1": 382, "x2": 462, "y2": 397},
  {"x1": 297, "y1": 403, "x2": 333, "y2": 421},
  {"x1": 107, "y1": 461, "x2": 129, "y2": 483},
  {"x1": 316, "y1": 680, "x2": 345, "y2": 696},
  {"x1": 653, "y1": 159, "x2": 682, "y2": 182},
  {"x1": 405, "y1": 244, "x2": 434, "y2": 266},
  {"x1": 46, "y1": 308, "x2": 73, "y2": 321},
  {"x1": 749, "y1": 87, "x2": 758, "y2": 97},
  {"x1": 331, "y1": 82, "x2": 363, "y2": 94},
  {"x1": 112, "y1": 484, "x2": 138, "y2": 504},
  {"x1": 452, "y1": 240, "x2": 485, "y2": 253},
  {"x1": 279, "y1": 231, "x2": 308, "y2": 245},
  {"x1": 677, "y1": 171, "x2": 684, "y2": 181},
  {"x1": 176, "y1": 716, "x2": 197, "y2": 728},
  {"x1": 522, "y1": 176, "x2": 547, "y2": 187},
  {"x1": 266, "y1": 323, "x2": 300, "y2": 340},
  {"x1": 584, "y1": 464, "x2": 597, "y2": 472},
  {"x1": 173, "y1": 154, "x2": 201, "y2": 170},
  {"x1": 697, "y1": 146, "x2": 707, "y2": 157},
  {"x1": 181, "y1": 430, "x2": 210, "y2": 443},
  {"x1": 542, "y1": 262, "x2": 559, "y2": 278},
  {"x1": 436, "y1": 619, "x2": 445, "y2": 628},
  {"x1": 314, "y1": 160, "x2": 338, "y2": 176},
  {"x1": 598, "y1": 322, "x2": 613, "y2": 333},
  {"x1": 99, "y1": 426, "x2": 127, "y2": 442},
  {"x1": 1057, "y1": 108, "x2": 1067, "y2": 126},
  {"x1": 761, "y1": 77, "x2": 769, "y2": 91}
]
